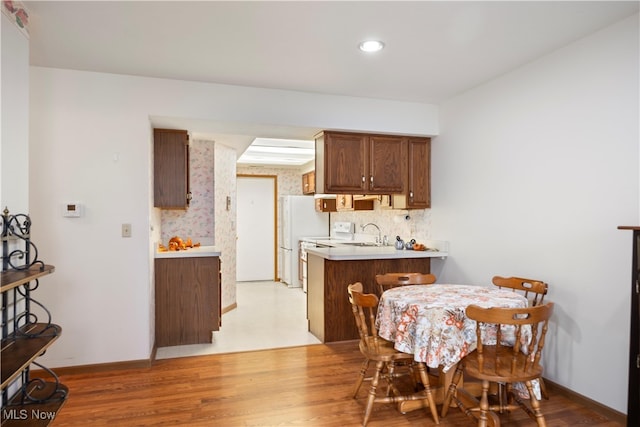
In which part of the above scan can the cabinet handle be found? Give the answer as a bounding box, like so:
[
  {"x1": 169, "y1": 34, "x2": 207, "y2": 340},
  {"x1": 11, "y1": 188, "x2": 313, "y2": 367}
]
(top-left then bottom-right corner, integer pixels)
[
  {"x1": 370, "y1": 175, "x2": 374, "y2": 189},
  {"x1": 409, "y1": 191, "x2": 414, "y2": 199},
  {"x1": 187, "y1": 192, "x2": 193, "y2": 203}
]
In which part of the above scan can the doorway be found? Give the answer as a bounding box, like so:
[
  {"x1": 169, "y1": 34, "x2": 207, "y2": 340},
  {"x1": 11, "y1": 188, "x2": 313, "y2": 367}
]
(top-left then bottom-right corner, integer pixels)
[{"x1": 236, "y1": 175, "x2": 277, "y2": 281}]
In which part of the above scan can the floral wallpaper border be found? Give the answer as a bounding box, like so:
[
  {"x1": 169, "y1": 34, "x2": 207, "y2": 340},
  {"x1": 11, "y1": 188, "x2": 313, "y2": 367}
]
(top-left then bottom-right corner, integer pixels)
[{"x1": 2, "y1": 1, "x2": 29, "y2": 38}]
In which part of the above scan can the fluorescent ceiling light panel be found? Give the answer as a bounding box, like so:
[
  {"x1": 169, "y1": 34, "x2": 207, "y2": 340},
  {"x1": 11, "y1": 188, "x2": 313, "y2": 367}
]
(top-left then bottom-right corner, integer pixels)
[{"x1": 237, "y1": 138, "x2": 315, "y2": 166}]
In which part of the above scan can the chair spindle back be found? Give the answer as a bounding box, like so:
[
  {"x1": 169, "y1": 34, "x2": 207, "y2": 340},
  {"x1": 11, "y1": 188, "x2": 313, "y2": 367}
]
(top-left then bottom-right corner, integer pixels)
[{"x1": 492, "y1": 276, "x2": 548, "y2": 307}]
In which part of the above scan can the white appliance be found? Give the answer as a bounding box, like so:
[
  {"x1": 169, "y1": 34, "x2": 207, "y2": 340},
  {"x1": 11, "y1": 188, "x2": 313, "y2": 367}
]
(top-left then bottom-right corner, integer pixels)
[{"x1": 278, "y1": 196, "x2": 329, "y2": 288}]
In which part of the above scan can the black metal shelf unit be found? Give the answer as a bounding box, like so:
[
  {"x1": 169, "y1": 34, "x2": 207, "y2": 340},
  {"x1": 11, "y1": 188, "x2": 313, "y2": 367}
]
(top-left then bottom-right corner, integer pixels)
[{"x1": 1, "y1": 208, "x2": 67, "y2": 426}]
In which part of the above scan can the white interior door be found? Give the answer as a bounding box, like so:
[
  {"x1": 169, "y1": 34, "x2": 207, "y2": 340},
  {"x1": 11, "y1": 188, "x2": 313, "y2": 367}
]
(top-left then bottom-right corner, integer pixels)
[{"x1": 236, "y1": 176, "x2": 275, "y2": 281}]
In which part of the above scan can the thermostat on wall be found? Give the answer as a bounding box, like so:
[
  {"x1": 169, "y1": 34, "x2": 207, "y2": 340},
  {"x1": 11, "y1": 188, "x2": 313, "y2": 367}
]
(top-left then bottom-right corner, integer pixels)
[{"x1": 62, "y1": 202, "x2": 83, "y2": 217}]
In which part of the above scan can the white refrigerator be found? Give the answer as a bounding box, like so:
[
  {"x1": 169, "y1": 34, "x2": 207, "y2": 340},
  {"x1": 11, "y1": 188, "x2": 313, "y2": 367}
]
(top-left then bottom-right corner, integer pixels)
[{"x1": 278, "y1": 195, "x2": 329, "y2": 288}]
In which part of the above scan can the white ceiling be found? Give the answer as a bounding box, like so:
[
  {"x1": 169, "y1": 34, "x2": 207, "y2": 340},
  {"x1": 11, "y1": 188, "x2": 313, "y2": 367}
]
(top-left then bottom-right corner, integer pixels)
[{"x1": 24, "y1": 1, "x2": 639, "y2": 165}]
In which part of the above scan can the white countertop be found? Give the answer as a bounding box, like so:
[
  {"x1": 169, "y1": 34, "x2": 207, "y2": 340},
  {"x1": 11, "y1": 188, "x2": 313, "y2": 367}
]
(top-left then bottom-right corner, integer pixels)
[
  {"x1": 155, "y1": 245, "x2": 221, "y2": 259},
  {"x1": 305, "y1": 245, "x2": 448, "y2": 261}
]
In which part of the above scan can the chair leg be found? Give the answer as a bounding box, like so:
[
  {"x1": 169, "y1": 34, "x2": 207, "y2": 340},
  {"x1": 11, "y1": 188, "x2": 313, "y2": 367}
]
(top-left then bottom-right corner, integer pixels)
[
  {"x1": 362, "y1": 360, "x2": 384, "y2": 427},
  {"x1": 478, "y1": 380, "x2": 491, "y2": 427},
  {"x1": 441, "y1": 363, "x2": 464, "y2": 417},
  {"x1": 525, "y1": 380, "x2": 547, "y2": 427},
  {"x1": 353, "y1": 358, "x2": 370, "y2": 398},
  {"x1": 416, "y1": 362, "x2": 440, "y2": 424},
  {"x1": 497, "y1": 382, "x2": 505, "y2": 413},
  {"x1": 384, "y1": 362, "x2": 396, "y2": 397},
  {"x1": 538, "y1": 377, "x2": 549, "y2": 400}
]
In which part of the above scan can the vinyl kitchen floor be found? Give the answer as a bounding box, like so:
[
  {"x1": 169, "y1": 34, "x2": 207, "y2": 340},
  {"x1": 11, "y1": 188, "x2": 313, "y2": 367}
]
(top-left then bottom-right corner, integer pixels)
[{"x1": 155, "y1": 280, "x2": 321, "y2": 360}]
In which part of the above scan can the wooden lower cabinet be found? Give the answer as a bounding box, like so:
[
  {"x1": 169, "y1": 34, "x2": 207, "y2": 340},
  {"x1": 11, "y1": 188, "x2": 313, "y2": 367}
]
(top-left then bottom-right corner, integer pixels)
[
  {"x1": 155, "y1": 256, "x2": 221, "y2": 347},
  {"x1": 307, "y1": 254, "x2": 431, "y2": 342}
]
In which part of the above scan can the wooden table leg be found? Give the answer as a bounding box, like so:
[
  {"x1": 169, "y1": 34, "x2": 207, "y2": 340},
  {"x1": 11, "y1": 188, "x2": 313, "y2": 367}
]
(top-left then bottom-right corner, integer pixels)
[
  {"x1": 397, "y1": 364, "x2": 455, "y2": 413},
  {"x1": 397, "y1": 363, "x2": 500, "y2": 426}
]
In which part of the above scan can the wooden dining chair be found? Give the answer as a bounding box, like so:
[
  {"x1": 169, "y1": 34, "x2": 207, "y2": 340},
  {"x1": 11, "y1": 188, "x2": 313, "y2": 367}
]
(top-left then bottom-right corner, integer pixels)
[
  {"x1": 492, "y1": 276, "x2": 548, "y2": 307},
  {"x1": 442, "y1": 302, "x2": 554, "y2": 427},
  {"x1": 347, "y1": 282, "x2": 439, "y2": 426},
  {"x1": 492, "y1": 275, "x2": 549, "y2": 399},
  {"x1": 375, "y1": 272, "x2": 436, "y2": 296}
]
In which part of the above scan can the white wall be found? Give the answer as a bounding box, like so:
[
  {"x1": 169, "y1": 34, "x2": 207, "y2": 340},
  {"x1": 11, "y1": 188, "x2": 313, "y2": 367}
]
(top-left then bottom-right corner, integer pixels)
[
  {"x1": 433, "y1": 14, "x2": 639, "y2": 412},
  {"x1": 28, "y1": 69, "x2": 439, "y2": 367},
  {"x1": 1, "y1": 12, "x2": 29, "y2": 212}
]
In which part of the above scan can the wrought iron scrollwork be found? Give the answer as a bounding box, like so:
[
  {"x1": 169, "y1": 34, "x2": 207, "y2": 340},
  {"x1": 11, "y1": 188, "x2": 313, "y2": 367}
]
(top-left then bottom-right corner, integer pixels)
[
  {"x1": 2, "y1": 207, "x2": 45, "y2": 271},
  {"x1": 12, "y1": 362, "x2": 67, "y2": 406}
]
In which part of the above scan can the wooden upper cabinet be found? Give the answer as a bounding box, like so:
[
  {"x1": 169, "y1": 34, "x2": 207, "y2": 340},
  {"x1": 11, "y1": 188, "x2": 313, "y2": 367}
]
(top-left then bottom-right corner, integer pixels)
[
  {"x1": 315, "y1": 131, "x2": 406, "y2": 194},
  {"x1": 406, "y1": 137, "x2": 431, "y2": 208},
  {"x1": 320, "y1": 132, "x2": 368, "y2": 193},
  {"x1": 302, "y1": 171, "x2": 316, "y2": 194},
  {"x1": 369, "y1": 135, "x2": 406, "y2": 193},
  {"x1": 154, "y1": 129, "x2": 190, "y2": 209}
]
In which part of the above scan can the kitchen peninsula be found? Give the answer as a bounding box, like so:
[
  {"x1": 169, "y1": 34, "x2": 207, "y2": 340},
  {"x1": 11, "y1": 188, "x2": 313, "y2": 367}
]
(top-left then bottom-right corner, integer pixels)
[{"x1": 306, "y1": 244, "x2": 447, "y2": 342}]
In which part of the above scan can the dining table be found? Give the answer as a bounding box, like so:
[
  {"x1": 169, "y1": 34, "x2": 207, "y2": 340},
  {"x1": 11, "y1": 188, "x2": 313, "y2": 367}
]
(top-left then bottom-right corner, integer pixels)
[{"x1": 375, "y1": 283, "x2": 532, "y2": 418}]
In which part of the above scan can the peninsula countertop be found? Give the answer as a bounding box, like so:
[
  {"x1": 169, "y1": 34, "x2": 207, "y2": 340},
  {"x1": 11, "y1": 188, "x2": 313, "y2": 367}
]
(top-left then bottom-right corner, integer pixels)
[
  {"x1": 305, "y1": 245, "x2": 448, "y2": 261},
  {"x1": 154, "y1": 245, "x2": 221, "y2": 259}
]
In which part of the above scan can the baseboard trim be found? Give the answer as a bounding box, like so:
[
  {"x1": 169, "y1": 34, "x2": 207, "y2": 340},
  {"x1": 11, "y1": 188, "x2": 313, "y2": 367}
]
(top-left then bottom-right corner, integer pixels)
[
  {"x1": 150, "y1": 343, "x2": 158, "y2": 363},
  {"x1": 543, "y1": 377, "x2": 626, "y2": 424},
  {"x1": 222, "y1": 302, "x2": 237, "y2": 315}
]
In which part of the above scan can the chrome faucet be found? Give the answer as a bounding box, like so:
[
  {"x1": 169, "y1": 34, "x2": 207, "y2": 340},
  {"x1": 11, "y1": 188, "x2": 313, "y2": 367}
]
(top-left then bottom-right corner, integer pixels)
[{"x1": 361, "y1": 223, "x2": 382, "y2": 245}]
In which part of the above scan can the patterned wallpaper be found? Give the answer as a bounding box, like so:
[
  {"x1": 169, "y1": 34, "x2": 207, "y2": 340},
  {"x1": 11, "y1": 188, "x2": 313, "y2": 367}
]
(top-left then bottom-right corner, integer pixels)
[
  {"x1": 2, "y1": 1, "x2": 30, "y2": 38},
  {"x1": 160, "y1": 139, "x2": 215, "y2": 245},
  {"x1": 237, "y1": 165, "x2": 305, "y2": 196},
  {"x1": 332, "y1": 204, "x2": 432, "y2": 245},
  {"x1": 214, "y1": 144, "x2": 238, "y2": 310}
]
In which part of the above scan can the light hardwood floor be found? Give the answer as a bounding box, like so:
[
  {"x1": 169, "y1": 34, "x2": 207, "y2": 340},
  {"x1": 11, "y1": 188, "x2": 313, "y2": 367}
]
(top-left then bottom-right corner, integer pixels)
[
  {"x1": 155, "y1": 281, "x2": 321, "y2": 360},
  {"x1": 49, "y1": 341, "x2": 623, "y2": 427}
]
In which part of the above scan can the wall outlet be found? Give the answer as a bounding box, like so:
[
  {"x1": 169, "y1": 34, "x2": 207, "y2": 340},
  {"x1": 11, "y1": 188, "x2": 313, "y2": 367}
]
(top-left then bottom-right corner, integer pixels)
[{"x1": 122, "y1": 224, "x2": 132, "y2": 238}]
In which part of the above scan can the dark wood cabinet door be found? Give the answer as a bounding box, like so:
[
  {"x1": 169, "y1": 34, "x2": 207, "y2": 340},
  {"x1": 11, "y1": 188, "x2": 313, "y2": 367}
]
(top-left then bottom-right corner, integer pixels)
[
  {"x1": 155, "y1": 256, "x2": 219, "y2": 347},
  {"x1": 323, "y1": 132, "x2": 368, "y2": 193},
  {"x1": 154, "y1": 129, "x2": 190, "y2": 209},
  {"x1": 407, "y1": 137, "x2": 431, "y2": 208},
  {"x1": 369, "y1": 135, "x2": 406, "y2": 193}
]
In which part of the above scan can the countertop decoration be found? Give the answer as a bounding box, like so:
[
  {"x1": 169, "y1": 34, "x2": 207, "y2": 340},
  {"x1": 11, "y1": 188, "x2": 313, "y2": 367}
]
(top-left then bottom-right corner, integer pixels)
[
  {"x1": 156, "y1": 236, "x2": 220, "y2": 258},
  {"x1": 158, "y1": 235, "x2": 200, "y2": 252},
  {"x1": 155, "y1": 236, "x2": 220, "y2": 259}
]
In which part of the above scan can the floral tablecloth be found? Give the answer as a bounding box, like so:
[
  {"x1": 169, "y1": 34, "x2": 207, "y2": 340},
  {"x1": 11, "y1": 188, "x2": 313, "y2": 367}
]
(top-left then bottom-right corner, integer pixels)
[{"x1": 376, "y1": 284, "x2": 528, "y2": 372}]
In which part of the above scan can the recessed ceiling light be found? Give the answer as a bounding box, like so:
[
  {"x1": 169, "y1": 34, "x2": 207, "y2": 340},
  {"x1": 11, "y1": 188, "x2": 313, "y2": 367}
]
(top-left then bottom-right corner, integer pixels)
[{"x1": 359, "y1": 40, "x2": 385, "y2": 53}]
